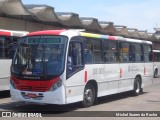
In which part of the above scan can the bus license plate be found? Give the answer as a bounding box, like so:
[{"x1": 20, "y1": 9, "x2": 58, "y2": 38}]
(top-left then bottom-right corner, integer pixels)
[{"x1": 27, "y1": 93, "x2": 37, "y2": 98}]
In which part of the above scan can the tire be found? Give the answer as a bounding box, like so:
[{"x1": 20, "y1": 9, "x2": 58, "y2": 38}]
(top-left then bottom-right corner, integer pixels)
[
  {"x1": 133, "y1": 77, "x2": 141, "y2": 96},
  {"x1": 82, "y1": 83, "x2": 96, "y2": 107},
  {"x1": 154, "y1": 69, "x2": 158, "y2": 78}
]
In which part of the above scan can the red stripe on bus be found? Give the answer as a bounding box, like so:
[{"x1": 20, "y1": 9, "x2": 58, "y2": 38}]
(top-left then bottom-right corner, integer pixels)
[
  {"x1": 84, "y1": 71, "x2": 88, "y2": 83},
  {"x1": 108, "y1": 36, "x2": 116, "y2": 40},
  {"x1": 144, "y1": 67, "x2": 146, "y2": 75},
  {"x1": 120, "y1": 68, "x2": 122, "y2": 78},
  {"x1": 0, "y1": 31, "x2": 11, "y2": 36},
  {"x1": 27, "y1": 30, "x2": 66, "y2": 36}
]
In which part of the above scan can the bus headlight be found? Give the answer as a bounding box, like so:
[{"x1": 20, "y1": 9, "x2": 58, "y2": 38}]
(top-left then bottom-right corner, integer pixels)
[
  {"x1": 49, "y1": 79, "x2": 62, "y2": 91},
  {"x1": 10, "y1": 80, "x2": 16, "y2": 89}
]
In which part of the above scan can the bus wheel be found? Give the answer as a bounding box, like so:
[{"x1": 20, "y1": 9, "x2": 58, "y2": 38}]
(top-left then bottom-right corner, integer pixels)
[
  {"x1": 154, "y1": 69, "x2": 158, "y2": 78},
  {"x1": 133, "y1": 77, "x2": 141, "y2": 96},
  {"x1": 82, "y1": 83, "x2": 96, "y2": 107}
]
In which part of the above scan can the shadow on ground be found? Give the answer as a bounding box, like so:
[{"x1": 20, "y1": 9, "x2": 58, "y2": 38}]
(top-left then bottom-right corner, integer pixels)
[
  {"x1": 0, "y1": 91, "x2": 10, "y2": 98},
  {"x1": 0, "y1": 90, "x2": 148, "y2": 117}
]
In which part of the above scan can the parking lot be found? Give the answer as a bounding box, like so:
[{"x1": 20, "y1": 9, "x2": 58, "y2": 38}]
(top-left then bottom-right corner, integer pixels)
[{"x1": 0, "y1": 78, "x2": 160, "y2": 118}]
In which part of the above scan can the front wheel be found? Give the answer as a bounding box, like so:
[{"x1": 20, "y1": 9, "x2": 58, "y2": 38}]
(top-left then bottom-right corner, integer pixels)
[
  {"x1": 132, "y1": 77, "x2": 141, "y2": 96},
  {"x1": 82, "y1": 83, "x2": 96, "y2": 107}
]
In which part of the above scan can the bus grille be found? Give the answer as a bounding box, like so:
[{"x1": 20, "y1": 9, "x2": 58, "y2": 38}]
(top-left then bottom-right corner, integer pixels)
[{"x1": 19, "y1": 86, "x2": 49, "y2": 92}]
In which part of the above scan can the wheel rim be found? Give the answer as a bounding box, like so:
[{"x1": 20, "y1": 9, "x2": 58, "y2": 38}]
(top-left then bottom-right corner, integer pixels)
[
  {"x1": 84, "y1": 88, "x2": 93, "y2": 104},
  {"x1": 155, "y1": 70, "x2": 158, "y2": 77},
  {"x1": 136, "y1": 81, "x2": 140, "y2": 93}
]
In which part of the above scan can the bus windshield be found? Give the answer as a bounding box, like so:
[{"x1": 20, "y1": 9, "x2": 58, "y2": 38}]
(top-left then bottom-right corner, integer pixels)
[{"x1": 12, "y1": 36, "x2": 68, "y2": 78}]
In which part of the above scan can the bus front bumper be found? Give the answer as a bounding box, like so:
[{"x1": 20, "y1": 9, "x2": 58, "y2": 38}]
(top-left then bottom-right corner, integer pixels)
[{"x1": 10, "y1": 85, "x2": 66, "y2": 105}]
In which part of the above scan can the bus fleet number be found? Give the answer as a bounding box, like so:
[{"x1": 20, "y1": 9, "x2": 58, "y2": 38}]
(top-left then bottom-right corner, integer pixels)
[{"x1": 93, "y1": 68, "x2": 104, "y2": 75}]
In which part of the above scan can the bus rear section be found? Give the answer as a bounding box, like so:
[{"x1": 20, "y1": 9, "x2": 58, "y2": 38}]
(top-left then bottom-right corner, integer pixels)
[
  {"x1": 153, "y1": 50, "x2": 160, "y2": 78},
  {"x1": 0, "y1": 29, "x2": 28, "y2": 91},
  {"x1": 10, "y1": 30, "x2": 153, "y2": 107}
]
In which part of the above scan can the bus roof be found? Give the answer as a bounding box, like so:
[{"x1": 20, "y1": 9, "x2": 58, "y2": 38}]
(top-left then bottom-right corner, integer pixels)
[
  {"x1": 26, "y1": 29, "x2": 152, "y2": 44},
  {"x1": 0, "y1": 29, "x2": 28, "y2": 37}
]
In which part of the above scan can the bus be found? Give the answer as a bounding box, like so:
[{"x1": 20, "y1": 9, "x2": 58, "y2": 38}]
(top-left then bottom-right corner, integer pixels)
[
  {"x1": 0, "y1": 29, "x2": 28, "y2": 91},
  {"x1": 153, "y1": 50, "x2": 160, "y2": 78},
  {"x1": 10, "y1": 30, "x2": 153, "y2": 107}
]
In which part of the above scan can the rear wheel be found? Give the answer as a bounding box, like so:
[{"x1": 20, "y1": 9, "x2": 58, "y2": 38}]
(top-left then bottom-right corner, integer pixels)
[
  {"x1": 154, "y1": 69, "x2": 158, "y2": 78},
  {"x1": 82, "y1": 83, "x2": 96, "y2": 107},
  {"x1": 133, "y1": 77, "x2": 141, "y2": 96}
]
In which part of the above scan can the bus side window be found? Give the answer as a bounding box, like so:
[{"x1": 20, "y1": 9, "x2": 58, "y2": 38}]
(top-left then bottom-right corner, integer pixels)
[
  {"x1": 103, "y1": 40, "x2": 118, "y2": 63},
  {"x1": 143, "y1": 44, "x2": 153, "y2": 62},
  {"x1": 0, "y1": 41, "x2": 4, "y2": 58},
  {"x1": 0, "y1": 37, "x2": 5, "y2": 58},
  {"x1": 131, "y1": 43, "x2": 142, "y2": 63},
  {"x1": 84, "y1": 41, "x2": 93, "y2": 64},
  {"x1": 119, "y1": 42, "x2": 131, "y2": 63},
  {"x1": 67, "y1": 42, "x2": 84, "y2": 78},
  {"x1": 84, "y1": 49, "x2": 92, "y2": 64}
]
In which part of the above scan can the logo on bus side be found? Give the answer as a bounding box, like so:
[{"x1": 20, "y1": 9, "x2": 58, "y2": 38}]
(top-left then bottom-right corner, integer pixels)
[
  {"x1": 93, "y1": 68, "x2": 104, "y2": 75},
  {"x1": 132, "y1": 66, "x2": 140, "y2": 71}
]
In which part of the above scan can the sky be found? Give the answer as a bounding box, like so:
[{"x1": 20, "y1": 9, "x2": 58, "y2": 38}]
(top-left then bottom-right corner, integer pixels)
[{"x1": 22, "y1": 0, "x2": 160, "y2": 33}]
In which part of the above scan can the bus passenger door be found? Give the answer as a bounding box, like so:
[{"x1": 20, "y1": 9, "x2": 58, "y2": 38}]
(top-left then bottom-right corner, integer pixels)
[
  {"x1": 66, "y1": 41, "x2": 85, "y2": 103},
  {"x1": 118, "y1": 42, "x2": 133, "y2": 93}
]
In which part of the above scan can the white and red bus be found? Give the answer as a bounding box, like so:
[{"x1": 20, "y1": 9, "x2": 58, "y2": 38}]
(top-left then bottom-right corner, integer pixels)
[
  {"x1": 153, "y1": 50, "x2": 160, "y2": 78},
  {"x1": 0, "y1": 29, "x2": 28, "y2": 91},
  {"x1": 10, "y1": 30, "x2": 153, "y2": 107}
]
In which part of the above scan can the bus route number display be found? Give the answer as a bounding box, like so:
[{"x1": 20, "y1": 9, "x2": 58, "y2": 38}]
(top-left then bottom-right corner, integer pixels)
[{"x1": 27, "y1": 37, "x2": 62, "y2": 44}]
